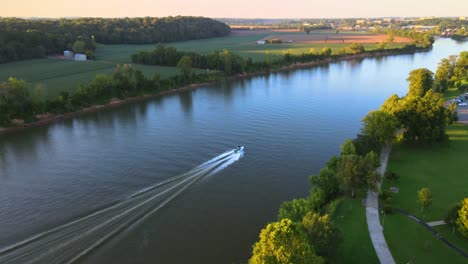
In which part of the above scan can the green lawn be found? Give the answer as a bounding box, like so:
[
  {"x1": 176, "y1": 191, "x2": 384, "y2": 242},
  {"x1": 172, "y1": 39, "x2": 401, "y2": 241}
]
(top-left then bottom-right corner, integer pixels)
[
  {"x1": 444, "y1": 87, "x2": 465, "y2": 101},
  {"x1": 382, "y1": 124, "x2": 468, "y2": 263},
  {"x1": 332, "y1": 196, "x2": 379, "y2": 264},
  {"x1": 382, "y1": 213, "x2": 467, "y2": 264}
]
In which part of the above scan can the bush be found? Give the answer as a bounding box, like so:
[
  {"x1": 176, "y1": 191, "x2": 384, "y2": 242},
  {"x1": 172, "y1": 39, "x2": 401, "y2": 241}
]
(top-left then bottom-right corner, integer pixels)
[
  {"x1": 266, "y1": 38, "x2": 283, "y2": 44},
  {"x1": 384, "y1": 171, "x2": 400, "y2": 180},
  {"x1": 379, "y1": 190, "x2": 393, "y2": 201}
]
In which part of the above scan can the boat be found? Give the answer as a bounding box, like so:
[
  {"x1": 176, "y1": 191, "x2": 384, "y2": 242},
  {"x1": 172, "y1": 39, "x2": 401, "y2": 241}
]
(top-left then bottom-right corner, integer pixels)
[{"x1": 234, "y1": 146, "x2": 244, "y2": 153}]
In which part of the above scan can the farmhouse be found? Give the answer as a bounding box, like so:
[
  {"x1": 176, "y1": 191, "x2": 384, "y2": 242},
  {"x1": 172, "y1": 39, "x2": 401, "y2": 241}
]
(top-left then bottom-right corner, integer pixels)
[{"x1": 257, "y1": 40, "x2": 266, "y2": 45}]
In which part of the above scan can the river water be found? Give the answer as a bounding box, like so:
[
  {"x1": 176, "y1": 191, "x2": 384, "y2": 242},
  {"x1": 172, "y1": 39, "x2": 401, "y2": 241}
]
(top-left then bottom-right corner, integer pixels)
[{"x1": 0, "y1": 39, "x2": 467, "y2": 264}]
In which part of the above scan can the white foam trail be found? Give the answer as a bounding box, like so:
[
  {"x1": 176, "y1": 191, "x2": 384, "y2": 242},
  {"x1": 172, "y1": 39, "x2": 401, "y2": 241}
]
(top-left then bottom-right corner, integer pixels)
[{"x1": 0, "y1": 148, "x2": 244, "y2": 264}]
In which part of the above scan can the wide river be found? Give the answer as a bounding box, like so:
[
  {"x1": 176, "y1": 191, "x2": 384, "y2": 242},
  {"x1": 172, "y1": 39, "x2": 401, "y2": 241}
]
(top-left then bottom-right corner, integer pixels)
[{"x1": 0, "y1": 39, "x2": 467, "y2": 264}]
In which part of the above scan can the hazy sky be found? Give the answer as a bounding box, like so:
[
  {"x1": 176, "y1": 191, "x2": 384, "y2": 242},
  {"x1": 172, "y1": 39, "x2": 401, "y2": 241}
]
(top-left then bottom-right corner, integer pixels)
[{"x1": 2, "y1": 0, "x2": 467, "y2": 18}]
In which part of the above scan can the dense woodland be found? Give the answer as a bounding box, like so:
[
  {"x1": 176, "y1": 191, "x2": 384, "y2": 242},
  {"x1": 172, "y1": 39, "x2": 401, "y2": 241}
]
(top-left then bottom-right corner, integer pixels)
[{"x1": 0, "y1": 17, "x2": 230, "y2": 63}]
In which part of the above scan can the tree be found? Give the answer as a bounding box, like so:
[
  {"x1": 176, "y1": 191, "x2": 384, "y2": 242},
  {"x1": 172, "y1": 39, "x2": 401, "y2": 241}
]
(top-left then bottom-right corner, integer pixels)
[
  {"x1": 407, "y1": 68, "x2": 434, "y2": 98},
  {"x1": 457, "y1": 198, "x2": 468, "y2": 237},
  {"x1": 336, "y1": 141, "x2": 380, "y2": 198},
  {"x1": 417, "y1": 188, "x2": 432, "y2": 212},
  {"x1": 250, "y1": 219, "x2": 324, "y2": 264},
  {"x1": 434, "y1": 58, "x2": 454, "y2": 93},
  {"x1": 278, "y1": 198, "x2": 311, "y2": 223},
  {"x1": 177, "y1": 55, "x2": 193, "y2": 78},
  {"x1": 310, "y1": 167, "x2": 339, "y2": 202},
  {"x1": 320, "y1": 47, "x2": 332, "y2": 57},
  {"x1": 398, "y1": 90, "x2": 456, "y2": 143},
  {"x1": 278, "y1": 189, "x2": 325, "y2": 222},
  {"x1": 72, "y1": 40, "x2": 86, "y2": 54},
  {"x1": 362, "y1": 110, "x2": 398, "y2": 145},
  {"x1": 302, "y1": 212, "x2": 342, "y2": 258},
  {"x1": 445, "y1": 204, "x2": 461, "y2": 234}
]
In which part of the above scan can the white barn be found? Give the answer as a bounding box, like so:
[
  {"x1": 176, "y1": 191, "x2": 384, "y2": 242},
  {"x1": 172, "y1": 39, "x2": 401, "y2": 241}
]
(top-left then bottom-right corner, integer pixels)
[
  {"x1": 64, "y1": 50, "x2": 73, "y2": 59},
  {"x1": 74, "y1": 54, "x2": 87, "y2": 61}
]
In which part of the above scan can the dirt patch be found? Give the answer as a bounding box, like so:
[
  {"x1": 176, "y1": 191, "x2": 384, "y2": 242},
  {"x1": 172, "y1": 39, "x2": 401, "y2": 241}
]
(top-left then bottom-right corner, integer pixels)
[{"x1": 260, "y1": 33, "x2": 413, "y2": 44}]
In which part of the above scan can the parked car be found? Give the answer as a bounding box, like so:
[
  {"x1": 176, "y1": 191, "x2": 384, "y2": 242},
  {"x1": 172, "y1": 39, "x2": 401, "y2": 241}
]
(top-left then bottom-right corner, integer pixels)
[{"x1": 458, "y1": 102, "x2": 468, "y2": 107}]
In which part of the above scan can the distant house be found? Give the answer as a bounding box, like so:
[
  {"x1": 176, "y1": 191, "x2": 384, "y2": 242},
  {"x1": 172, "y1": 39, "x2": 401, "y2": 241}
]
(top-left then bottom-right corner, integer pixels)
[
  {"x1": 74, "y1": 54, "x2": 87, "y2": 61},
  {"x1": 64, "y1": 50, "x2": 73, "y2": 59},
  {"x1": 257, "y1": 40, "x2": 266, "y2": 45}
]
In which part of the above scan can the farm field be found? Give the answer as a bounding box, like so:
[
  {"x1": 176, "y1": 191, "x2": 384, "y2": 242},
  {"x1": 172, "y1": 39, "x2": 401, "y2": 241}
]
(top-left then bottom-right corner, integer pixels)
[
  {"x1": 98, "y1": 30, "x2": 408, "y2": 62},
  {"x1": 2, "y1": 30, "x2": 405, "y2": 99},
  {"x1": 382, "y1": 124, "x2": 468, "y2": 263},
  {"x1": 0, "y1": 58, "x2": 185, "y2": 100}
]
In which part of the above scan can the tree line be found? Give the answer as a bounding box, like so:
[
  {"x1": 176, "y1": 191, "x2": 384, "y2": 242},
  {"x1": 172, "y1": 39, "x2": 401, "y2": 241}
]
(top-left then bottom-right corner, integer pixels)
[
  {"x1": 248, "y1": 52, "x2": 466, "y2": 263},
  {"x1": 131, "y1": 41, "x2": 429, "y2": 77},
  {"x1": 0, "y1": 16, "x2": 231, "y2": 63},
  {"x1": 0, "y1": 65, "x2": 221, "y2": 126}
]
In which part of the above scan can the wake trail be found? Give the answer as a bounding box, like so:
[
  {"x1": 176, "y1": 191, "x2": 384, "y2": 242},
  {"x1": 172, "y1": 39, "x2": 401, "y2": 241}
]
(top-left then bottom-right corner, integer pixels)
[{"x1": 0, "y1": 148, "x2": 244, "y2": 264}]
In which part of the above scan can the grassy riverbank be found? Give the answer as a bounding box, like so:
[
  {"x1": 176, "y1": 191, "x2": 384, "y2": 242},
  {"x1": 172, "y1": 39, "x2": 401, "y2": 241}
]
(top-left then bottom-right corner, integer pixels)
[
  {"x1": 382, "y1": 124, "x2": 468, "y2": 263},
  {"x1": 332, "y1": 197, "x2": 379, "y2": 263}
]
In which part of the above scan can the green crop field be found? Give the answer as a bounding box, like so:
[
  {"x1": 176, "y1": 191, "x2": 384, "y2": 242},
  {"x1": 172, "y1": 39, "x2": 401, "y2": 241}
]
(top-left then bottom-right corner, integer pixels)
[
  {"x1": 382, "y1": 124, "x2": 468, "y2": 263},
  {"x1": 0, "y1": 57, "x2": 184, "y2": 100}
]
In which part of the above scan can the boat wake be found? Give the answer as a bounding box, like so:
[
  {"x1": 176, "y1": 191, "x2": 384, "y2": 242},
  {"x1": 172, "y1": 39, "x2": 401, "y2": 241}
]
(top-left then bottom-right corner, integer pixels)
[{"x1": 0, "y1": 148, "x2": 244, "y2": 264}]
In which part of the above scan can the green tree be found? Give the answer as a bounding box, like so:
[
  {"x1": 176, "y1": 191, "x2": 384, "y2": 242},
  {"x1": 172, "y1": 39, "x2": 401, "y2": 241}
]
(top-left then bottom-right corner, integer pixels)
[
  {"x1": 221, "y1": 49, "x2": 233, "y2": 75},
  {"x1": 417, "y1": 188, "x2": 432, "y2": 212},
  {"x1": 250, "y1": 219, "x2": 324, "y2": 264},
  {"x1": 457, "y1": 198, "x2": 468, "y2": 237},
  {"x1": 177, "y1": 55, "x2": 193, "y2": 78},
  {"x1": 434, "y1": 58, "x2": 454, "y2": 92},
  {"x1": 445, "y1": 204, "x2": 461, "y2": 234},
  {"x1": 278, "y1": 198, "x2": 311, "y2": 223},
  {"x1": 320, "y1": 47, "x2": 332, "y2": 57},
  {"x1": 302, "y1": 212, "x2": 342, "y2": 258},
  {"x1": 72, "y1": 40, "x2": 86, "y2": 54},
  {"x1": 407, "y1": 68, "x2": 434, "y2": 98},
  {"x1": 336, "y1": 141, "x2": 380, "y2": 198},
  {"x1": 362, "y1": 110, "x2": 399, "y2": 145},
  {"x1": 278, "y1": 189, "x2": 325, "y2": 222},
  {"x1": 310, "y1": 167, "x2": 339, "y2": 202}
]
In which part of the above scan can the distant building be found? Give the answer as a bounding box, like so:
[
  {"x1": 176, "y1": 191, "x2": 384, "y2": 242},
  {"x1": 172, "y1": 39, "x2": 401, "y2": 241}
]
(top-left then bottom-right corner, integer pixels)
[
  {"x1": 74, "y1": 54, "x2": 87, "y2": 61},
  {"x1": 64, "y1": 50, "x2": 73, "y2": 59},
  {"x1": 257, "y1": 40, "x2": 266, "y2": 45}
]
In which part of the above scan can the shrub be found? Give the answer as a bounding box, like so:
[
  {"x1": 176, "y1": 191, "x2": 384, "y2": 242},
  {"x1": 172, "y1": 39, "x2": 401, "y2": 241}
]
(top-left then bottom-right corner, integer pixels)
[{"x1": 384, "y1": 171, "x2": 400, "y2": 180}]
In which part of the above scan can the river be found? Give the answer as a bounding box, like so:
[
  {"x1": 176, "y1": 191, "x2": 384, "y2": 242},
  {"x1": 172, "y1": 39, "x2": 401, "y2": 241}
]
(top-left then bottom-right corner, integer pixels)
[{"x1": 0, "y1": 38, "x2": 467, "y2": 264}]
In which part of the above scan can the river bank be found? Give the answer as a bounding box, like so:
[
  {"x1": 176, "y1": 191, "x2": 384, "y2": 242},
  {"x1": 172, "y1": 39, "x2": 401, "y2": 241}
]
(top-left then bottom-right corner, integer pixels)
[{"x1": 0, "y1": 47, "x2": 431, "y2": 135}]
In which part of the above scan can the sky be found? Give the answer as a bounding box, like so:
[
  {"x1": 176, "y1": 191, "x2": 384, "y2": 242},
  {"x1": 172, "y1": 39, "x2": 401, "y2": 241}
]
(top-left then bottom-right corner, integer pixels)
[{"x1": 1, "y1": 0, "x2": 467, "y2": 18}]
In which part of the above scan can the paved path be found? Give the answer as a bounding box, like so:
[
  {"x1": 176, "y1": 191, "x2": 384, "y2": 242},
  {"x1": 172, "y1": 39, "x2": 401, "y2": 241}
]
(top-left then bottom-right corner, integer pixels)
[
  {"x1": 366, "y1": 145, "x2": 396, "y2": 264},
  {"x1": 427, "y1": 220, "x2": 446, "y2": 227}
]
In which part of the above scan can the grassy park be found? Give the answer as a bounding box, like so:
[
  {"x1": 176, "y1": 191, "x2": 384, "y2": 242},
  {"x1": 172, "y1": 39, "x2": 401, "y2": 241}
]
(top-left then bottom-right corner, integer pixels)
[
  {"x1": 1, "y1": 30, "x2": 407, "y2": 100},
  {"x1": 381, "y1": 124, "x2": 468, "y2": 263},
  {"x1": 332, "y1": 197, "x2": 379, "y2": 264}
]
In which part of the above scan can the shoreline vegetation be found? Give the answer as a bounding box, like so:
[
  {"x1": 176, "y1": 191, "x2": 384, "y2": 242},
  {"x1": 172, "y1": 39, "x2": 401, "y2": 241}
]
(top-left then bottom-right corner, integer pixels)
[
  {"x1": 247, "y1": 51, "x2": 467, "y2": 263},
  {"x1": 0, "y1": 45, "x2": 431, "y2": 135}
]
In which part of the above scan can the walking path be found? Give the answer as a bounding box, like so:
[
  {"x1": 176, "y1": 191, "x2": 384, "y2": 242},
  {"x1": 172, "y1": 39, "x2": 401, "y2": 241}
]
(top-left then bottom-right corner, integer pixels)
[
  {"x1": 365, "y1": 145, "x2": 396, "y2": 264},
  {"x1": 427, "y1": 220, "x2": 446, "y2": 227}
]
